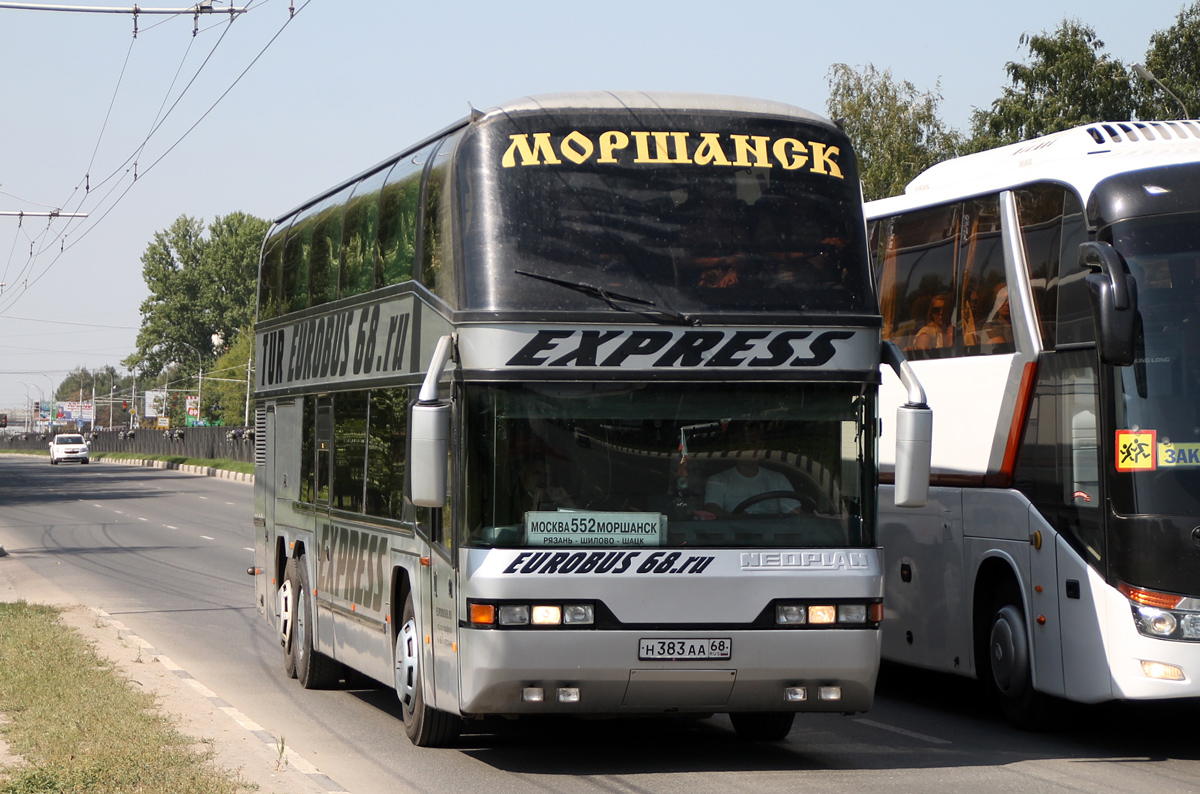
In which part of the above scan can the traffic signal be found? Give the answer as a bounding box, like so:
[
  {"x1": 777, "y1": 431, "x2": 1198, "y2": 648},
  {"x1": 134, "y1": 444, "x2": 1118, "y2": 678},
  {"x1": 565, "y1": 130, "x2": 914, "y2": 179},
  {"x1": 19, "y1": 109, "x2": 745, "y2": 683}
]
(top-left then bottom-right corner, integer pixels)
[
  {"x1": 122, "y1": 400, "x2": 129, "y2": 411},
  {"x1": 33, "y1": 401, "x2": 40, "y2": 413},
  {"x1": 0, "y1": 413, "x2": 6, "y2": 428}
]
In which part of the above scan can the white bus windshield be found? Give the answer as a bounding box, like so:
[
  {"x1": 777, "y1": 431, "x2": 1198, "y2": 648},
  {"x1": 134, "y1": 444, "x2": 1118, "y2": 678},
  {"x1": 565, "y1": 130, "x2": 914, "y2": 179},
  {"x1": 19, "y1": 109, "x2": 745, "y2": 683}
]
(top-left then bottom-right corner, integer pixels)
[
  {"x1": 464, "y1": 382, "x2": 873, "y2": 549},
  {"x1": 1110, "y1": 211, "x2": 1200, "y2": 516}
]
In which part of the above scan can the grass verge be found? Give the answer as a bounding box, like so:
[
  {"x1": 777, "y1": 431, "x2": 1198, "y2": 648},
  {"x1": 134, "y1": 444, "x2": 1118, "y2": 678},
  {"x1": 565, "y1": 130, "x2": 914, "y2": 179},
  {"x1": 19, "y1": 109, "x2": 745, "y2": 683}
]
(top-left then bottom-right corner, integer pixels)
[{"x1": 0, "y1": 601, "x2": 251, "y2": 794}]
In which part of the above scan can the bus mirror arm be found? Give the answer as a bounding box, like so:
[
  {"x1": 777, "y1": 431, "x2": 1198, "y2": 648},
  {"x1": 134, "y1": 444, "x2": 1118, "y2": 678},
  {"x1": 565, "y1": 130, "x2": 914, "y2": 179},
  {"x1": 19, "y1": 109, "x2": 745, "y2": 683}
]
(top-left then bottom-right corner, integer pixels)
[
  {"x1": 411, "y1": 335, "x2": 456, "y2": 508},
  {"x1": 881, "y1": 341, "x2": 931, "y2": 509},
  {"x1": 1078, "y1": 242, "x2": 1139, "y2": 366}
]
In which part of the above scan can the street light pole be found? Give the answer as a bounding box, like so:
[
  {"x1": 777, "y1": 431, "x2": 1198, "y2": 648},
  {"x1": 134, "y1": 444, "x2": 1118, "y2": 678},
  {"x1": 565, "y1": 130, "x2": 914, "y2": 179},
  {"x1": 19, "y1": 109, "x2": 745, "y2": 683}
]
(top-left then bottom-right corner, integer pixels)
[
  {"x1": 1133, "y1": 63, "x2": 1190, "y2": 119},
  {"x1": 181, "y1": 342, "x2": 204, "y2": 427}
]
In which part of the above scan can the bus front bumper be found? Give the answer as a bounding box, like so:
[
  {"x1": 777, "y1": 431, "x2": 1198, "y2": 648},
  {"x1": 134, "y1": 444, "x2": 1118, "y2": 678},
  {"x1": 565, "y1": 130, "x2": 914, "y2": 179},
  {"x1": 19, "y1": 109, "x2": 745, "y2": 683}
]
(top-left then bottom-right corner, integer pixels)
[{"x1": 457, "y1": 627, "x2": 880, "y2": 717}]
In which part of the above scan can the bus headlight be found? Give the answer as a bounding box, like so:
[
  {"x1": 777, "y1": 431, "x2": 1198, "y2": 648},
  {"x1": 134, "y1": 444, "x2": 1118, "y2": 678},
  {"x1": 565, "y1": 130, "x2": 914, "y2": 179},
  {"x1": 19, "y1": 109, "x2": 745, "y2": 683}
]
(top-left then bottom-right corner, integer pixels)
[
  {"x1": 498, "y1": 605, "x2": 530, "y2": 626},
  {"x1": 531, "y1": 606, "x2": 562, "y2": 625},
  {"x1": 1136, "y1": 607, "x2": 1178, "y2": 637},
  {"x1": 472, "y1": 601, "x2": 595, "y2": 628},
  {"x1": 776, "y1": 605, "x2": 807, "y2": 625},
  {"x1": 562, "y1": 604, "x2": 594, "y2": 625}
]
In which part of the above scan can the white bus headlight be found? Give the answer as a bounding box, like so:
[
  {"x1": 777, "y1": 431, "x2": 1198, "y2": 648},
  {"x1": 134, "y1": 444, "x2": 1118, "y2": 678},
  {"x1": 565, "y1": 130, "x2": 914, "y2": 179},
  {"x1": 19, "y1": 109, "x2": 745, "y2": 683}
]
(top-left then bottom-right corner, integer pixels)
[
  {"x1": 1182, "y1": 613, "x2": 1200, "y2": 640},
  {"x1": 776, "y1": 605, "x2": 806, "y2": 625},
  {"x1": 837, "y1": 604, "x2": 867, "y2": 624},
  {"x1": 562, "y1": 604, "x2": 594, "y2": 625},
  {"x1": 531, "y1": 605, "x2": 562, "y2": 625},
  {"x1": 1136, "y1": 606, "x2": 1178, "y2": 637},
  {"x1": 498, "y1": 605, "x2": 530, "y2": 626}
]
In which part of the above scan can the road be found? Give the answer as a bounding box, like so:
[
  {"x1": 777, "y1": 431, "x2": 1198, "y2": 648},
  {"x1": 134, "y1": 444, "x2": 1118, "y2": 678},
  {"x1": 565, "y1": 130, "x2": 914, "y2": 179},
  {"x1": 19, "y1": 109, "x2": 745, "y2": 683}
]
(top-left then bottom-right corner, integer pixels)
[{"x1": 0, "y1": 454, "x2": 1196, "y2": 793}]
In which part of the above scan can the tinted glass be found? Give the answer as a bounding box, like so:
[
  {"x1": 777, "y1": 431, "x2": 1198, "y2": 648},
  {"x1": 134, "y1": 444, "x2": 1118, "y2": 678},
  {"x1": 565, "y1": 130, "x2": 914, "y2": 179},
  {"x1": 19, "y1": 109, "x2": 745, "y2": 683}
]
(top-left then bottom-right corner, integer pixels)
[
  {"x1": 376, "y1": 143, "x2": 435, "y2": 287},
  {"x1": 258, "y1": 224, "x2": 288, "y2": 321},
  {"x1": 339, "y1": 170, "x2": 389, "y2": 298},
  {"x1": 365, "y1": 387, "x2": 408, "y2": 520},
  {"x1": 1055, "y1": 191, "x2": 1093, "y2": 346},
  {"x1": 308, "y1": 189, "x2": 350, "y2": 308},
  {"x1": 333, "y1": 391, "x2": 368, "y2": 512},
  {"x1": 1108, "y1": 211, "x2": 1200, "y2": 518},
  {"x1": 460, "y1": 112, "x2": 871, "y2": 316},
  {"x1": 422, "y1": 133, "x2": 463, "y2": 306},
  {"x1": 1015, "y1": 184, "x2": 1073, "y2": 349},
  {"x1": 876, "y1": 204, "x2": 959, "y2": 358},
  {"x1": 957, "y1": 195, "x2": 1009, "y2": 354},
  {"x1": 464, "y1": 382, "x2": 874, "y2": 550}
]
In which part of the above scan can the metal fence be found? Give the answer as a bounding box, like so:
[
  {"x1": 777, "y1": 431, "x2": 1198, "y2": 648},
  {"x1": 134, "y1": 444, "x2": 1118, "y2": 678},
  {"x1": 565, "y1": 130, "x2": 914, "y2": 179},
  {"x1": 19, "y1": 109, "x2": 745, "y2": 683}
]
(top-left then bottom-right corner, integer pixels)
[{"x1": 3, "y1": 426, "x2": 255, "y2": 463}]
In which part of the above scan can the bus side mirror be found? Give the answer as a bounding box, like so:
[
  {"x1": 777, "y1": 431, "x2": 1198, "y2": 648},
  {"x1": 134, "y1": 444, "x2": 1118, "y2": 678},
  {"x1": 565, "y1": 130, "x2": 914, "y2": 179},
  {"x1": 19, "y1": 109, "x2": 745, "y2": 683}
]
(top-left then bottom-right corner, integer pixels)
[
  {"x1": 410, "y1": 402, "x2": 450, "y2": 507},
  {"x1": 893, "y1": 404, "x2": 932, "y2": 508},
  {"x1": 1079, "y1": 241, "x2": 1139, "y2": 366}
]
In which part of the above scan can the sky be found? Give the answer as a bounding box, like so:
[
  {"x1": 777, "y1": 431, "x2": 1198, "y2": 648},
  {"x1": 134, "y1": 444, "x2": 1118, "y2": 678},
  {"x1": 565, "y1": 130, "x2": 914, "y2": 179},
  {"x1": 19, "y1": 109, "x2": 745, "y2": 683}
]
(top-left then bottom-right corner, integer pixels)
[{"x1": 0, "y1": 0, "x2": 1185, "y2": 414}]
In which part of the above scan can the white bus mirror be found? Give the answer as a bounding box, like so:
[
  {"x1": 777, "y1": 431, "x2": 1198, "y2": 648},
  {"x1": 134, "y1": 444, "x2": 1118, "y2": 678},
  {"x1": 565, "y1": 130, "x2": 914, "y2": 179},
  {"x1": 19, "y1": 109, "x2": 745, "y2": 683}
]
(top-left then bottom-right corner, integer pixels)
[
  {"x1": 893, "y1": 403, "x2": 931, "y2": 508},
  {"x1": 410, "y1": 402, "x2": 450, "y2": 507}
]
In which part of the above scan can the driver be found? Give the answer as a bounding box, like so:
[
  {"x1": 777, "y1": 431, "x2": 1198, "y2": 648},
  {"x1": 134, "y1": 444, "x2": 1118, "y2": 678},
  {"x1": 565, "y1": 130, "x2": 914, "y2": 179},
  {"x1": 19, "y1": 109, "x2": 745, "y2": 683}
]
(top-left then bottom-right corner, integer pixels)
[{"x1": 702, "y1": 445, "x2": 802, "y2": 518}]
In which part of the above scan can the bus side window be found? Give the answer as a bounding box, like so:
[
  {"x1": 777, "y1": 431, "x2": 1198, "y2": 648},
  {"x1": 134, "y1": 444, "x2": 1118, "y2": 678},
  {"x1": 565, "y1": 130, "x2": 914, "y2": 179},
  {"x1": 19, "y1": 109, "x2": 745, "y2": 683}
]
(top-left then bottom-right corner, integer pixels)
[
  {"x1": 340, "y1": 170, "x2": 388, "y2": 299},
  {"x1": 376, "y1": 142, "x2": 438, "y2": 288},
  {"x1": 366, "y1": 387, "x2": 408, "y2": 521},
  {"x1": 332, "y1": 391, "x2": 368, "y2": 513},
  {"x1": 878, "y1": 204, "x2": 960, "y2": 358},
  {"x1": 957, "y1": 195, "x2": 1007, "y2": 355}
]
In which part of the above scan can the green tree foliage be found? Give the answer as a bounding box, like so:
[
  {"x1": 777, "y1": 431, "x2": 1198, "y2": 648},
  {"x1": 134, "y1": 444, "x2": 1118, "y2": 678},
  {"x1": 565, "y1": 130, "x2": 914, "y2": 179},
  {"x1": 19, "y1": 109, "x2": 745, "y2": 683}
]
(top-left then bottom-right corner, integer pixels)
[
  {"x1": 1137, "y1": 2, "x2": 1200, "y2": 120},
  {"x1": 205, "y1": 326, "x2": 255, "y2": 427},
  {"x1": 128, "y1": 213, "x2": 267, "y2": 385},
  {"x1": 969, "y1": 19, "x2": 1137, "y2": 149},
  {"x1": 825, "y1": 63, "x2": 963, "y2": 201}
]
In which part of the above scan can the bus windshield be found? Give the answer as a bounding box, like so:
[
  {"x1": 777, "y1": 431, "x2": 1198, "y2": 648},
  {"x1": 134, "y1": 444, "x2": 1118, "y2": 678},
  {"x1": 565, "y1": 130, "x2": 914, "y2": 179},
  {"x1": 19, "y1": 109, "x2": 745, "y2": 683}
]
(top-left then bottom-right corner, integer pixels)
[
  {"x1": 1110, "y1": 211, "x2": 1200, "y2": 516},
  {"x1": 464, "y1": 382, "x2": 873, "y2": 550},
  {"x1": 459, "y1": 112, "x2": 872, "y2": 316}
]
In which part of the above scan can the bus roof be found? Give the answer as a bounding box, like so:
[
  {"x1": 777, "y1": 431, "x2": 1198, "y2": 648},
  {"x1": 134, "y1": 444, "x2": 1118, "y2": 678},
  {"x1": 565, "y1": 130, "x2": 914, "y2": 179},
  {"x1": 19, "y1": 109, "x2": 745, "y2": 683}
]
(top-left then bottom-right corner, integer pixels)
[
  {"x1": 478, "y1": 91, "x2": 833, "y2": 126},
  {"x1": 866, "y1": 119, "x2": 1200, "y2": 219}
]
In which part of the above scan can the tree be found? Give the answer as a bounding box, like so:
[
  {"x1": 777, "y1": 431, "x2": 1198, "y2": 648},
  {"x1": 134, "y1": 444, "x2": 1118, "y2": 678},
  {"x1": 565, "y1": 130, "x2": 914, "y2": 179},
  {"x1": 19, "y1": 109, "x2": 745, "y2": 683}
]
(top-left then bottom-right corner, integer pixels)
[
  {"x1": 1137, "y1": 3, "x2": 1200, "y2": 120},
  {"x1": 205, "y1": 326, "x2": 255, "y2": 427},
  {"x1": 825, "y1": 63, "x2": 964, "y2": 201},
  {"x1": 969, "y1": 19, "x2": 1137, "y2": 149},
  {"x1": 128, "y1": 212, "x2": 267, "y2": 386}
]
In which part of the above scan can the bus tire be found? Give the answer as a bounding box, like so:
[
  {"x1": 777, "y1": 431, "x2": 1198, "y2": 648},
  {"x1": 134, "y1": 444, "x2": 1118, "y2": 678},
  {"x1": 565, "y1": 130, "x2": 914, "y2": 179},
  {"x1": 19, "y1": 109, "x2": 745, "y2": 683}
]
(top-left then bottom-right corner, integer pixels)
[
  {"x1": 395, "y1": 595, "x2": 461, "y2": 747},
  {"x1": 282, "y1": 557, "x2": 300, "y2": 679},
  {"x1": 293, "y1": 553, "x2": 341, "y2": 689},
  {"x1": 987, "y1": 589, "x2": 1054, "y2": 729},
  {"x1": 729, "y1": 711, "x2": 795, "y2": 741}
]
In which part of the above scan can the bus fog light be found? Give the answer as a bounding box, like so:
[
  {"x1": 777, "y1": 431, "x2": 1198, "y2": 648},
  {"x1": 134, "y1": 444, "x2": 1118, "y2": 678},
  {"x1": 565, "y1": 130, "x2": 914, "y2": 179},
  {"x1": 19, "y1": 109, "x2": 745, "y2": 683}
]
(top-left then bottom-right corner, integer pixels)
[
  {"x1": 499, "y1": 605, "x2": 530, "y2": 626},
  {"x1": 563, "y1": 604, "x2": 594, "y2": 625},
  {"x1": 808, "y1": 606, "x2": 836, "y2": 625},
  {"x1": 776, "y1": 605, "x2": 806, "y2": 625},
  {"x1": 531, "y1": 606, "x2": 562, "y2": 625},
  {"x1": 838, "y1": 604, "x2": 867, "y2": 624},
  {"x1": 1136, "y1": 606, "x2": 1178, "y2": 637},
  {"x1": 522, "y1": 687, "x2": 544, "y2": 702},
  {"x1": 818, "y1": 686, "x2": 842, "y2": 701},
  {"x1": 785, "y1": 687, "x2": 808, "y2": 701},
  {"x1": 1140, "y1": 661, "x2": 1185, "y2": 681},
  {"x1": 557, "y1": 687, "x2": 580, "y2": 703}
]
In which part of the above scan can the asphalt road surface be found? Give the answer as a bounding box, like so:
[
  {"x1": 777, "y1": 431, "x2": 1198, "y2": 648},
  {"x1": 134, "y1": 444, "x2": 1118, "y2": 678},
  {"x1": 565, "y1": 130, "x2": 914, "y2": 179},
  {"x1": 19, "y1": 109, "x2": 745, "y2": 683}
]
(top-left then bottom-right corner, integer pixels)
[{"x1": 0, "y1": 454, "x2": 1196, "y2": 793}]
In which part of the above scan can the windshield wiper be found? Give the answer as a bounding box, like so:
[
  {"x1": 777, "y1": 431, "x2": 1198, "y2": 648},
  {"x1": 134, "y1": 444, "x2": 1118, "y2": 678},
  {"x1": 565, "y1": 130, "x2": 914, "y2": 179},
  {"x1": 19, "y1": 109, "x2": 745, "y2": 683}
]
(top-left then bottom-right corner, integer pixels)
[{"x1": 514, "y1": 269, "x2": 699, "y2": 326}]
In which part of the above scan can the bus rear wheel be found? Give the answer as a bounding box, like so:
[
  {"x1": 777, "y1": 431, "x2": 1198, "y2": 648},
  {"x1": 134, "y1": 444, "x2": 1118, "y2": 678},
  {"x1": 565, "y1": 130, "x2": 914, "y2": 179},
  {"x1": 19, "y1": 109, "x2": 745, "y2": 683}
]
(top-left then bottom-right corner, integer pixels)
[
  {"x1": 729, "y1": 711, "x2": 795, "y2": 741},
  {"x1": 293, "y1": 553, "x2": 341, "y2": 689},
  {"x1": 395, "y1": 595, "x2": 461, "y2": 747}
]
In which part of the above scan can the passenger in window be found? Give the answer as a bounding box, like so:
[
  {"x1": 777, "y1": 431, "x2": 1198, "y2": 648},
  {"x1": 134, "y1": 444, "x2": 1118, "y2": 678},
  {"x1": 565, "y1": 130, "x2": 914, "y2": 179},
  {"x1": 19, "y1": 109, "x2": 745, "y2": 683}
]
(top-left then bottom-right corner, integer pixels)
[
  {"x1": 984, "y1": 285, "x2": 1013, "y2": 347},
  {"x1": 913, "y1": 294, "x2": 953, "y2": 350},
  {"x1": 518, "y1": 459, "x2": 575, "y2": 513}
]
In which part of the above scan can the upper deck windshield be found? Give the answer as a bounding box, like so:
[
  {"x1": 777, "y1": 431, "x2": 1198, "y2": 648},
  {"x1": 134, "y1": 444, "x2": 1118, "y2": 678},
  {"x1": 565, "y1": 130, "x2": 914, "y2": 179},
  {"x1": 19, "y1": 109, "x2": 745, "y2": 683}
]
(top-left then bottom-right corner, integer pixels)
[
  {"x1": 464, "y1": 382, "x2": 874, "y2": 550},
  {"x1": 458, "y1": 111, "x2": 872, "y2": 318},
  {"x1": 1109, "y1": 211, "x2": 1200, "y2": 516}
]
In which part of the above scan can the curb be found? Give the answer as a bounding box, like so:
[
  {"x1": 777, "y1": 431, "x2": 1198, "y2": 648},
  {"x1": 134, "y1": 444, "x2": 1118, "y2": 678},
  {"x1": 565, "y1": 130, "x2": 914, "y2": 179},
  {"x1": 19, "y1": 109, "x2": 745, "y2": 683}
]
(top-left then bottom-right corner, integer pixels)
[
  {"x1": 96, "y1": 456, "x2": 254, "y2": 484},
  {"x1": 92, "y1": 608, "x2": 349, "y2": 794}
]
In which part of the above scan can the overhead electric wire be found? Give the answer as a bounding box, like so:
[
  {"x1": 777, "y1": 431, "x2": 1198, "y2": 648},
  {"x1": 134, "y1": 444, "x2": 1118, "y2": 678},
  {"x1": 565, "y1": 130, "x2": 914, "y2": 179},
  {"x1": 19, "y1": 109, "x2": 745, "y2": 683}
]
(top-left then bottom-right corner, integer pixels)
[{"x1": 0, "y1": 0, "x2": 301, "y2": 317}]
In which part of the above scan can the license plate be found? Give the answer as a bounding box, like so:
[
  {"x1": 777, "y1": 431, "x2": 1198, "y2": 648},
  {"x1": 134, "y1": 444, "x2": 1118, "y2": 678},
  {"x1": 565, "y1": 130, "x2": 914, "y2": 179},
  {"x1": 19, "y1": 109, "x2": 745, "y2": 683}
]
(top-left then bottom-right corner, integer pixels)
[{"x1": 638, "y1": 638, "x2": 731, "y2": 661}]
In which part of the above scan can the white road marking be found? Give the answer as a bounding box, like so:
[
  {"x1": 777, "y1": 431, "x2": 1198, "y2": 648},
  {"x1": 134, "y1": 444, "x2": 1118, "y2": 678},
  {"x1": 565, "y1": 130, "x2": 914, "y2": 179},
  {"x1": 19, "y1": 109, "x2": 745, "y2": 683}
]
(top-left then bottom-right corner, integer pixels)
[
  {"x1": 138, "y1": 517, "x2": 147, "y2": 521},
  {"x1": 200, "y1": 535, "x2": 214, "y2": 540},
  {"x1": 854, "y1": 718, "x2": 952, "y2": 745},
  {"x1": 243, "y1": 547, "x2": 254, "y2": 552},
  {"x1": 165, "y1": 525, "x2": 177, "y2": 529}
]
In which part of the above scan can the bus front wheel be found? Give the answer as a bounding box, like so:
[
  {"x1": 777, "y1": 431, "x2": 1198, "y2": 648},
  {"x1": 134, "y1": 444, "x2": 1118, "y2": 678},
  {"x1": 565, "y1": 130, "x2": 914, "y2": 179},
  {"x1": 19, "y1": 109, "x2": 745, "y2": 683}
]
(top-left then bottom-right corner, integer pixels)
[
  {"x1": 395, "y1": 595, "x2": 461, "y2": 747},
  {"x1": 987, "y1": 591, "x2": 1054, "y2": 729}
]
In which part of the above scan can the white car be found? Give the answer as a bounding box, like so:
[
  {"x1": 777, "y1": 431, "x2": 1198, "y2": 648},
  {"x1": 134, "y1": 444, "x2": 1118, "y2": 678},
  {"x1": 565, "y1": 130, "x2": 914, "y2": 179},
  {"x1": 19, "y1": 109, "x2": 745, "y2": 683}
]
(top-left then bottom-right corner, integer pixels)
[{"x1": 49, "y1": 434, "x2": 90, "y2": 465}]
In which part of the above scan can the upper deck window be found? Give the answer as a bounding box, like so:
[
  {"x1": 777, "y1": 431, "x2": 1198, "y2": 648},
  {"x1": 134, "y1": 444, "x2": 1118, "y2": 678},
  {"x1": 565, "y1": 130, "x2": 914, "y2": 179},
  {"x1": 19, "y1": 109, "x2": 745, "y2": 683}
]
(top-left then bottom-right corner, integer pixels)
[{"x1": 457, "y1": 111, "x2": 873, "y2": 317}]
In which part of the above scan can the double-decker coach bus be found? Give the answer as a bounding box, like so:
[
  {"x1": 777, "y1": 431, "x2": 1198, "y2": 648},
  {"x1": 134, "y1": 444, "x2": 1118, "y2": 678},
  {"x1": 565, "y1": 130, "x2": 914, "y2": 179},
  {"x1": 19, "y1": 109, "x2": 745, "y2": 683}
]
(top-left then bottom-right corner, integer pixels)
[
  {"x1": 867, "y1": 120, "x2": 1200, "y2": 726},
  {"x1": 250, "y1": 92, "x2": 931, "y2": 746}
]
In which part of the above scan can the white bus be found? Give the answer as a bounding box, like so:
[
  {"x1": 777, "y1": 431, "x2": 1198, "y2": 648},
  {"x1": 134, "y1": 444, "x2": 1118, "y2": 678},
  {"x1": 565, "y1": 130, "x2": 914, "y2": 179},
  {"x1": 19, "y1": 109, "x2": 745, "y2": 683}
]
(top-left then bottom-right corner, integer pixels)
[
  {"x1": 867, "y1": 120, "x2": 1200, "y2": 726},
  {"x1": 250, "y1": 92, "x2": 931, "y2": 746}
]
